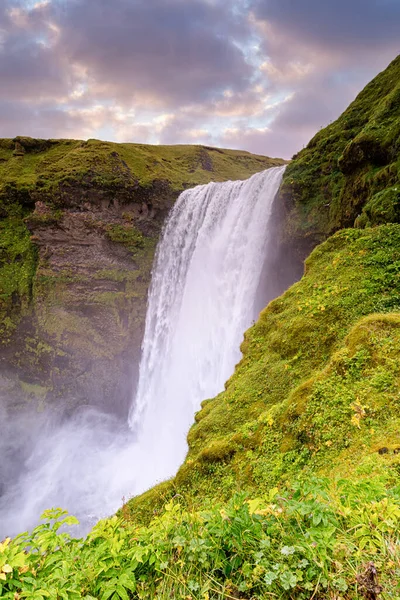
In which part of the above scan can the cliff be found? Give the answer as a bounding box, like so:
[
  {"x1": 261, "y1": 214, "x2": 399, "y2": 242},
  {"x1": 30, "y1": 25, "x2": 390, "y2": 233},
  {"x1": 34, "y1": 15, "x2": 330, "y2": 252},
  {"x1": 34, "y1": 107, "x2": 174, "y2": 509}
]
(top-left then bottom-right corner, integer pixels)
[
  {"x1": 128, "y1": 225, "x2": 400, "y2": 516},
  {"x1": 0, "y1": 138, "x2": 284, "y2": 415}
]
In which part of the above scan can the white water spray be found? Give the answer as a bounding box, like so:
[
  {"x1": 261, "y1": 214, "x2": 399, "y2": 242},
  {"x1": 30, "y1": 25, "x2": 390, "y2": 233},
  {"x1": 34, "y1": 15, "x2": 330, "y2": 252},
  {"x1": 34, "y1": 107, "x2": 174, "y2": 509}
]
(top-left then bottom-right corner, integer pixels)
[
  {"x1": 0, "y1": 166, "x2": 285, "y2": 537},
  {"x1": 129, "y1": 166, "x2": 286, "y2": 482}
]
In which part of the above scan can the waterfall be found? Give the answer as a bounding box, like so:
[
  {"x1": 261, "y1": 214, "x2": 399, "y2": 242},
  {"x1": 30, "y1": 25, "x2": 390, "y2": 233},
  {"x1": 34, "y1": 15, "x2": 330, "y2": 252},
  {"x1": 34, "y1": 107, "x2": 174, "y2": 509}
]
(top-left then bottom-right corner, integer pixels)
[
  {"x1": 0, "y1": 166, "x2": 285, "y2": 537},
  {"x1": 128, "y1": 165, "x2": 285, "y2": 483}
]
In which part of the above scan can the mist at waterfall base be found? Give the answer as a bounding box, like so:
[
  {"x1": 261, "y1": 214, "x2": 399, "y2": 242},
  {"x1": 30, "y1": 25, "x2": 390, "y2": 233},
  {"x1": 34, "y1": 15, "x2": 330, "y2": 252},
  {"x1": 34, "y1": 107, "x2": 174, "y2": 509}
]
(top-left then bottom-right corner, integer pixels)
[{"x1": 0, "y1": 166, "x2": 287, "y2": 537}]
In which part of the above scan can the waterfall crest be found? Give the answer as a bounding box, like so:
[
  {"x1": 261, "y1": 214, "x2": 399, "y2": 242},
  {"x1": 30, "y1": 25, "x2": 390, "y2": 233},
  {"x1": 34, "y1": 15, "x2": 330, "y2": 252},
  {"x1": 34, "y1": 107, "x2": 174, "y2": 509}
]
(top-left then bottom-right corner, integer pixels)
[{"x1": 128, "y1": 166, "x2": 285, "y2": 482}]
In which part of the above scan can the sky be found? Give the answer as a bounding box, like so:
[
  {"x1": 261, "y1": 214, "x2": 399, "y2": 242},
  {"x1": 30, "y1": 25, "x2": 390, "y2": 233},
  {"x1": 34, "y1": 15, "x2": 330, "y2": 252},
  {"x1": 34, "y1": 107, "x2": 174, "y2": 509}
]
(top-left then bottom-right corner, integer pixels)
[{"x1": 0, "y1": 0, "x2": 399, "y2": 159}]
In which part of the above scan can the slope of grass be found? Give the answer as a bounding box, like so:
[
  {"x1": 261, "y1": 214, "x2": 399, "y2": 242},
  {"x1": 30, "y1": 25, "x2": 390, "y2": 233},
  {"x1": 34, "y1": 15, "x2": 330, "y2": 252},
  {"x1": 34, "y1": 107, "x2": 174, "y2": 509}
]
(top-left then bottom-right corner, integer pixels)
[
  {"x1": 127, "y1": 225, "x2": 400, "y2": 522},
  {"x1": 3, "y1": 57, "x2": 400, "y2": 599},
  {"x1": 0, "y1": 138, "x2": 283, "y2": 410},
  {"x1": 2, "y1": 224, "x2": 399, "y2": 598}
]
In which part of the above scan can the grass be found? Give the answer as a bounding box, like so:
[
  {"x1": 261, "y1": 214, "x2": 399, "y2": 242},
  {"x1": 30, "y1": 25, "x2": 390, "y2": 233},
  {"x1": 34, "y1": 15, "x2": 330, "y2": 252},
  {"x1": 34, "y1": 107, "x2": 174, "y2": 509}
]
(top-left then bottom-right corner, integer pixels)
[
  {"x1": 0, "y1": 137, "x2": 285, "y2": 207},
  {"x1": 0, "y1": 137, "x2": 281, "y2": 408},
  {"x1": 2, "y1": 55, "x2": 400, "y2": 599},
  {"x1": 127, "y1": 225, "x2": 400, "y2": 522},
  {"x1": 105, "y1": 224, "x2": 145, "y2": 254}
]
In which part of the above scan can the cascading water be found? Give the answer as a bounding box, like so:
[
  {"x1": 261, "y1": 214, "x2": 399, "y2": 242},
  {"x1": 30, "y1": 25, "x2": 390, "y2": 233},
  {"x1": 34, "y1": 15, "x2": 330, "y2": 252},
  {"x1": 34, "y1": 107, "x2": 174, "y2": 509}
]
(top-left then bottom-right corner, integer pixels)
[
  {"x1": 128, "y1": 166, "x2": 286, "y2": 484},
  {"x1": 0, "y1": 166, "x2": 285, "y2": 537}
]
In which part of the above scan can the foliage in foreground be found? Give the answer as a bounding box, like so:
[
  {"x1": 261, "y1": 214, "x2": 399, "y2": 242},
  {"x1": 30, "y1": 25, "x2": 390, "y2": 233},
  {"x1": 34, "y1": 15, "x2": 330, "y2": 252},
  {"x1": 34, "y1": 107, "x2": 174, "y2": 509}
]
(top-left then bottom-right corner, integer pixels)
[{"x1": 1, "y1": 477, "x2": 400, "y2": 600}]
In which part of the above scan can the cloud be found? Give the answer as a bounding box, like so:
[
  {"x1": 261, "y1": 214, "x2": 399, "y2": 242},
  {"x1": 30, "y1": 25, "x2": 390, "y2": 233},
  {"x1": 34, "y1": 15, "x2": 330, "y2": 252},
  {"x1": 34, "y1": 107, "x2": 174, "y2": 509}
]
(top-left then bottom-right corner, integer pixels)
[
  {"x1": 0, "y1": 99, "x2": 87, "y2": 139},
  {"x1": 53, "y1": 0, "x2": 253, "y2": 107},
  {"x1": 252, "y1": 0, "x2": 400, "y2": 53},
  {"x1": 0, "y1": 0, "x2": 398, "y2": 159},
  {"x1": 219, "y1": 85, "x2": 342, "y2": 160},
  {"x1": 238, "y1": 0, "x2": 400, "y2": 157},
  {"x1": 0, "y1": 1, "x2": 74, "y2": 101}
]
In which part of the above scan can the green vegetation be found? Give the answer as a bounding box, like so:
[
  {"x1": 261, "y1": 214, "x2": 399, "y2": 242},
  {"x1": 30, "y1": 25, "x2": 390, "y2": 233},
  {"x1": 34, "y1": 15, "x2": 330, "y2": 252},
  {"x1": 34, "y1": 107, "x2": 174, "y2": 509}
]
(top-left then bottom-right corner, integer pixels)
[
  {"x1": 3, "y1": 225, "x2": 399, "y2": 598},
  {"x1": 0, "y1": 212, "x2": 37, "y2": 341},
  {"x1": 2, "y1": 478, "x2": 399, "y2": 599},
  {"x1": 2, "y1": 56, "x2": 400, "y2": 599},
  {"x1": 127, "y1": 225, "x2": 400, "y2": 523},
  {"x1": 0, "y1": 136, "x2": 278, "y2": 409},
  {"x1": 280, "y1": 54, "x2": 400, "y2": 248},
  {"x1": 105, "y1": 224, "x2": 145, "y2": 254},
  {"x1": 0, "y1": 137, "x2": 284, "y2": 206}
]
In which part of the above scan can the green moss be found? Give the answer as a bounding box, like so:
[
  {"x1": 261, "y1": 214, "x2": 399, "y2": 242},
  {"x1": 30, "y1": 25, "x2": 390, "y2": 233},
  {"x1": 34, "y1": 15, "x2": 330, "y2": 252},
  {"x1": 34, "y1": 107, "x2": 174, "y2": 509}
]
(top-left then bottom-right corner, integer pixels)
[
  {"x1": 105, "y1": 224, "x2": 145, "y2": 253},
  {"x1": 128, "y1": 224, "x2": 400, "y2": 520},
  {"x1": 0, "y1": 137, "x2": 284, "y2": 208},
  {"x1": 280, "y1": 54, "x2": 400, "y2": 247},
  {"x1": 0, "y1": 215, "x2": 37, "y2": 341},
  {"x1": 120, "y1": 479, "x2": 177, "y2": 525},
  {"x1": 355, "y1": 184, "x2": 400, "y2": 227},
  {"x1": 0, "y1": 140, "x2": 280, "y2": 369},
  {"x1": 281, "y1": 313, "x2": 400, "y2": 482}
]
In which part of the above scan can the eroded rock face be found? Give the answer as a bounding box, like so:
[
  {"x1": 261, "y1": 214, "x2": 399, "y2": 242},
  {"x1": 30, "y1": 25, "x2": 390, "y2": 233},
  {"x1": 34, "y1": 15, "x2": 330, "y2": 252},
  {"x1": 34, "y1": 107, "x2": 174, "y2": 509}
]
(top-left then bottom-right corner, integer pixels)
[{"x1": 5, "y1": 193, "x2": 172, "y2": 418}]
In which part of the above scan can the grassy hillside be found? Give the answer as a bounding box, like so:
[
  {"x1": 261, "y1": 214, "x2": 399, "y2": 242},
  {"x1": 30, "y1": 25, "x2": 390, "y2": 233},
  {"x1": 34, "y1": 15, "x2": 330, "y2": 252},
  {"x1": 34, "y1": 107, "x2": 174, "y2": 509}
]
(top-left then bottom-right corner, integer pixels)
[
  {"x1": 0, "y1": 137, "x2": 283, "y2": 203},
  {"x1": 128, "y1": 225, "x2": 400, "y2": 516},
  {"x1": 0, "y1": 136, "x2": 282, "y2": 326},
  {"x1": 2, "y1": 224, "x2": 399, "y2": 600},
  {"x1": 120, "y1": 224, "x2": 399, "y2": 598},
  {"x1": 280, "y1": 54, "x2": 400, "y2": 252},
  {"x1": 2, "y1": 56, "x2": 400, "y2": 598},
  {"x1": 0, "y1": 136, "x2": 282, "y2": 336}
]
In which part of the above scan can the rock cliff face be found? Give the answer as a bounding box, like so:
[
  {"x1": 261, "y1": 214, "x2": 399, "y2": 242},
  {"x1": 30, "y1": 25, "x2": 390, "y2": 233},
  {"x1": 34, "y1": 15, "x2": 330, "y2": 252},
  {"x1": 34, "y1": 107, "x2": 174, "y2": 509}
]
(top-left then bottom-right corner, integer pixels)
[{"x1": 0, "y1": 138, "x2": 284, "y2": 416}]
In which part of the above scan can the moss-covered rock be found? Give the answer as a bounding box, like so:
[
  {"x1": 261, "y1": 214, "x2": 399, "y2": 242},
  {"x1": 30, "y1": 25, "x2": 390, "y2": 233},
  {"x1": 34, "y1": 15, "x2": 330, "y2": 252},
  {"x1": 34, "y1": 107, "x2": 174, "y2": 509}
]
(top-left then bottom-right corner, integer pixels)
[
  {"x1": 0, "y1": 213, "x2": 37, "y2": 343},
  {"x1": 0, "y1": 137, "x2": 284, "y2": 208},
  {"x1": 116, "y1": 56, "x2": 400, "y2": 521}
]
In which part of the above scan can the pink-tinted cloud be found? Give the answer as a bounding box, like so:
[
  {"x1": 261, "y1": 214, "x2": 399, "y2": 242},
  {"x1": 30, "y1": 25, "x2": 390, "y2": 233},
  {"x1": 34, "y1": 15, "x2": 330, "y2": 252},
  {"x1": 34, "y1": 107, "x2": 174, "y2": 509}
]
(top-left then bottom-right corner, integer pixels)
[
  {"x1": 0, "y1": 2, "x2": 73, "y2": 100},
  {"x1": 0, "y1": 0, "x2": 398, "y2": 158},
  {"x1": 53, "y1": 0, "x2": 253, "y2": 107},
  {"x1": 252, "y1": 0, "x2": 400, "y2": 53}
]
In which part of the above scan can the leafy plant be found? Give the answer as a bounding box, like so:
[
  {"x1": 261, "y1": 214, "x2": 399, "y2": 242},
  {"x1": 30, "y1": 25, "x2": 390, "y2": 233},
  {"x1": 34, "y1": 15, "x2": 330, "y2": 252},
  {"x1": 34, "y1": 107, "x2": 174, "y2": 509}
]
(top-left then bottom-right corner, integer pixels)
[{"x1": 2, "y1": 477, "x2": 400, "y2": 599}]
